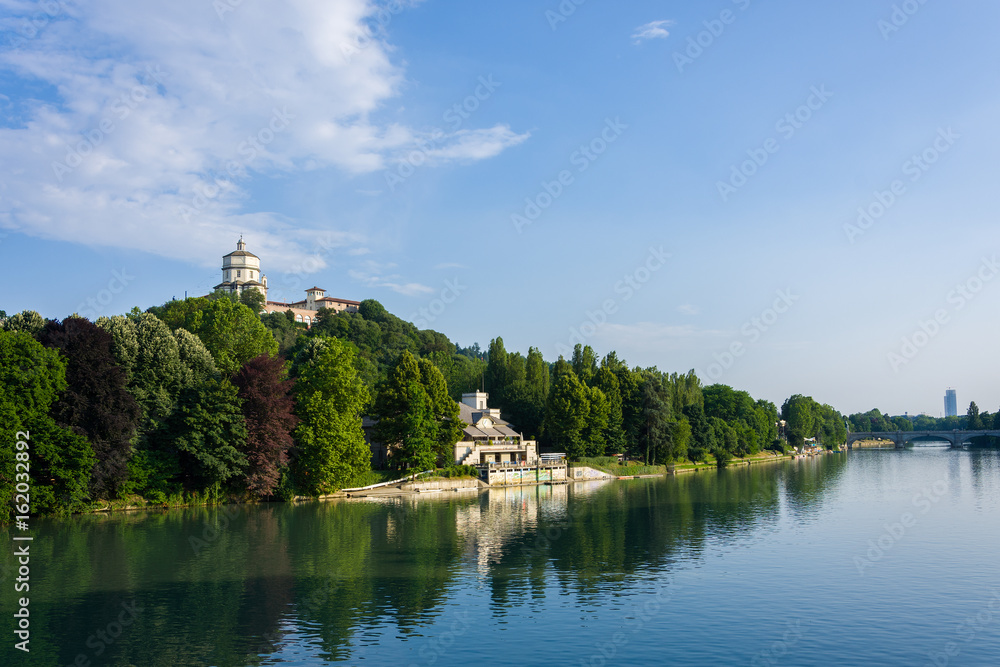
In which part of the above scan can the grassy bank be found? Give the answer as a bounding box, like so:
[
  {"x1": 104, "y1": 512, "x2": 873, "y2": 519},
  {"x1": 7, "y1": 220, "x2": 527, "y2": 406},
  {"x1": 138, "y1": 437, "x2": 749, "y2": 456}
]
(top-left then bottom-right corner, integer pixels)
[
  {"x1": 576, "y1": 450, "x2": 795, "y2": 478},
  {"x1": 574, "y1": 457, "x2": 668, "y2": 477}
]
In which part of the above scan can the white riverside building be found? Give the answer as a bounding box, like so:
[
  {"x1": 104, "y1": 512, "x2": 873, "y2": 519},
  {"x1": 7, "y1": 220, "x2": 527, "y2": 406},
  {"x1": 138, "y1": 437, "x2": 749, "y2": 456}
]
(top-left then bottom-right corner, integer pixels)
[{"x1": 213, "y1": 238, "x2": 360, "y2": 326}]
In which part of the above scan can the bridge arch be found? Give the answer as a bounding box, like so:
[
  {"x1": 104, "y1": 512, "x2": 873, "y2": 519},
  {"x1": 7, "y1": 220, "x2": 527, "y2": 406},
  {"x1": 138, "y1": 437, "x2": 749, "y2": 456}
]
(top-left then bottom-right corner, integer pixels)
[{"x1": 845, "y1": 430, "x2": 1000, "y2": 449}]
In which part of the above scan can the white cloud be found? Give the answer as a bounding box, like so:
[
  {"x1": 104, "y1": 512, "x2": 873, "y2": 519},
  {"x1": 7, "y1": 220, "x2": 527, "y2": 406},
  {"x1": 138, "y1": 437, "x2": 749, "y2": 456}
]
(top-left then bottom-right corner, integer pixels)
[
  {"x1": 0, "y1": 0, "x2": 524, "y2": 272},
  {"x1": 422, "y1": 125, "x2": 530, "y2": 162},
  {"x1": 677, "y1": 304, "x2": 700, "y2": 315},
  {"x1": 349, "y1": 263, "x2": 434, "y2": 297},
  {"x1": 631, "y1": 20, "x2": 675, "y2": 44}
]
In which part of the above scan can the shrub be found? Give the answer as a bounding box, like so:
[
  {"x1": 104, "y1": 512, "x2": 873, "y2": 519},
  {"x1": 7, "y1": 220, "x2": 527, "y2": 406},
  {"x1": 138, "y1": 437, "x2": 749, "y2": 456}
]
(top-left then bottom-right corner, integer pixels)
[
  {"x1": 687, "y1": 447, "x2": 707, "y2": 463},
  {"x1": 440, "y1": 465, "x2": 478, "y2": 478},
  {"x1": 766, "y1": 439, "x2": 786, "y2": 454}
]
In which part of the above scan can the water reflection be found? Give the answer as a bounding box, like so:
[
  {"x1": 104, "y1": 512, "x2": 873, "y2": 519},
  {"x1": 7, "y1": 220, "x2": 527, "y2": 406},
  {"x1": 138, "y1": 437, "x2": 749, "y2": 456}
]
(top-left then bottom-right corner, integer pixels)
[{"x1": 3, "y1": 459, "x2": 851, "y2": 666}]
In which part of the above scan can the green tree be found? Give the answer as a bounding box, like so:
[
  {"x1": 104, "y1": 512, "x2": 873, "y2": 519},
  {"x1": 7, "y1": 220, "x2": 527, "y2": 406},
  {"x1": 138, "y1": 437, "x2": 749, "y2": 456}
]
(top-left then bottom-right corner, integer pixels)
[
  {"x1": 782, "y1": 394, "x2": 818, "y2": 448},
  {"x1": 238, "y1": 289, "x2": 266, "y2": 313},
  {"x1": 191, "y1": 298, "x2": 278, "y2": 375},
  {"x1": 97, "y1": 312, "x2": 226, "y2": 499},
  {"x1": 358, "y1": 299, "x2": 389, "y2": 322},
  {"x1": 582, "y1": 386, "x2": 609, "y2": 457},
  {"x1": 98, "y1": 312, "x2": 188, "y2": 429},
  {"x1": 517, "y1": 346, "x2": 549, "y2": 438},
  {"x1": 542, "y1": 359, "x2": 589, "y2": 458},
  {"x1": 672, "y1": 418, "x2": 693, "y2": 462},
  {"x1": 418, "y1": 358, "x2": 465, "y2": 461},
  {"x1": 817, "y1": 404, "x2": 847, "y2": 448},
  {"x1": 638, "y1": 374, "x2": 674, "y2": 464},
  {"x1": 571, "y1": 344, "x2": 597, "y2": 386},
  {"x1": 594, "y1": 367, "x2": 626, "y2": 454},
  {"x1": 702, "y1": 384, "x2": 772, "y2": 456},
  {"x1": 0, "y1": 330, "x2": 96, "y2": 516},
  {"x1": 261, "y1": 310, "x2": 303, "y2": 355},
  {"x1": 848, "y1": 408, "x2": 892, "y2": 433},
  {"x1": 372, "y1": 350, "x2": 439, "y2": 470},
  {"x1": 967, "y1": 401, "x2": 983, "y2": 430},
  {"x1": 174, "y1": 328, "x2": 220, "y2": 386},
  {"x1": 755, "y1": 400, "x2": 779, "y2": 447},
  {"x1": 891, "y1": 415, "x2": 913, "y2": 431},
  {"x1": 683, "y1": 403, "x2": 716, "y2": 461},
  {"x1": 310, "y1": 299, "x2": 454, "y2": 390},
  {"x1": 293, "y1": 338, "x2": 371, "y2": 492},
  {"x1": 394, "y1": 384, "x2": 439, "y2": 471},
  {"x1": 2, "y1": 309, "x2": 45, "y2": 335},
  {"x1": 485, "y1": 337, "x2": 509, "y2": 408},
  {"x1": 600, "y1": 352, "x2": 643, "y2": 456},
  {"x1": 168, "y1": 378, "x2": 248, "y2": 490}
]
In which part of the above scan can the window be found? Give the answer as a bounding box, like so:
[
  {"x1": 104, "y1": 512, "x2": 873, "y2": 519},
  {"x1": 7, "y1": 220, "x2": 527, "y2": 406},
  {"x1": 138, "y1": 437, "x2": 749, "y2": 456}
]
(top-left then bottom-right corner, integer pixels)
[{"x1": 237, "y1": 270, "x2": 241, "y2": 278}]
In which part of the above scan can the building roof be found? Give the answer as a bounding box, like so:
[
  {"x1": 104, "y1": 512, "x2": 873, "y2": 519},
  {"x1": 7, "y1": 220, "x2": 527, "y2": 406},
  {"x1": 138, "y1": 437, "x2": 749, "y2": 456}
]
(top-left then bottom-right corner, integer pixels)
[
  {"x1": 306, "y1": 286, "x2": 325, "y2": 292},
  {"x1": 458, "y1": 401, "x2": 509, "y2": 427},
  {"x1": 222, "y1": 250, "x2": 260, "y2": 259},
  {"x1": 317, "y1": 296, "x2": 361, "y2": 305},
  {"x1": 214, "y1": 280, "x2": 265, "y2": 289},
  {"x1": 463, "y1": 423, "x2": 521, "y2": 440}
]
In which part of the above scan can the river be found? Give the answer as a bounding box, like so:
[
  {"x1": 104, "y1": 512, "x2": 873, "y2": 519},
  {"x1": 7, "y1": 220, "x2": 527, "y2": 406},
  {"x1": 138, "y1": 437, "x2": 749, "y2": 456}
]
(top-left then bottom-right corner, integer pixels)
[{"x1": 4, "y1": 447, "x2": 999, "y2": 666}]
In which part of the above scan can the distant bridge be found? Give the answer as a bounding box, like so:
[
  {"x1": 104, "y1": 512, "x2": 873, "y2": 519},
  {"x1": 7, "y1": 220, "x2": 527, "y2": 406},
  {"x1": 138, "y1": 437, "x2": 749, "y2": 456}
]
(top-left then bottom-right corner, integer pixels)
[{"x1": 846, "y1": 430, "x2": 1000, "y2": 449}]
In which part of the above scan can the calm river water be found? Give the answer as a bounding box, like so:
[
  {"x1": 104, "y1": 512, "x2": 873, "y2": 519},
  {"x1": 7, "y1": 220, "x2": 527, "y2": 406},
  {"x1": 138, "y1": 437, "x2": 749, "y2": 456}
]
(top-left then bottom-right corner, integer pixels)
[{"x1": 4, "y1": 447, "x2": 1000, "y2": 666}]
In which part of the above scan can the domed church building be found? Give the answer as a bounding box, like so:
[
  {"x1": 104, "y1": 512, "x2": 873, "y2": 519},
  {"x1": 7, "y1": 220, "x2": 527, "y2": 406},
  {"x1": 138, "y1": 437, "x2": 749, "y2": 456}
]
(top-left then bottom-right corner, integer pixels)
[
  {"x1": 214, "y1": 237, "x2": 268, "y2": 299},
  {"x1": 213, "y1": 238, "x2": 359, "y2": 326}
]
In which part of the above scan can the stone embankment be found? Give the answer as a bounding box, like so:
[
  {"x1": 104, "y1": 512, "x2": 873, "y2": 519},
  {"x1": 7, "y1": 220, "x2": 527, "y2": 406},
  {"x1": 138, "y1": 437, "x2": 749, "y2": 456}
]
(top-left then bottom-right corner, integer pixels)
[{"x1": 343, "y1": 477, "x2": 486, "y2": 498}]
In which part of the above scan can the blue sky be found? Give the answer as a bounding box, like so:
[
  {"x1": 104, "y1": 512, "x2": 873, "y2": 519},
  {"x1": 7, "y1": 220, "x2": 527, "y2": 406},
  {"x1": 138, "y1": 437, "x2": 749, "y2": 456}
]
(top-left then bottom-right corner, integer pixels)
[{"x1": 1, "y1": 0, "x2": 998, "y2": 417}]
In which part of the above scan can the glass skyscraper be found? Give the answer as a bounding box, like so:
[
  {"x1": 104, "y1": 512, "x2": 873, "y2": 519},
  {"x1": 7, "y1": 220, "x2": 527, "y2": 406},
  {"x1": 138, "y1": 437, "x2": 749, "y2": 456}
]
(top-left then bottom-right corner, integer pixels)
[{"x1": 944, "y1": 389, "x2": 958, "y2": 418}]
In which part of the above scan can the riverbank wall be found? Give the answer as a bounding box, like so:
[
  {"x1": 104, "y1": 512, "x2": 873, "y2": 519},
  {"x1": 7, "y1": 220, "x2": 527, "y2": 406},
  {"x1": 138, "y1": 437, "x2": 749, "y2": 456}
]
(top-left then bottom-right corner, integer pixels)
[
  {"x1": 849, "y1": 439, "x2": 897, "y2": 449},
  {"x1": 342, "y1": 476, "x2": 486, "y2": 498}
]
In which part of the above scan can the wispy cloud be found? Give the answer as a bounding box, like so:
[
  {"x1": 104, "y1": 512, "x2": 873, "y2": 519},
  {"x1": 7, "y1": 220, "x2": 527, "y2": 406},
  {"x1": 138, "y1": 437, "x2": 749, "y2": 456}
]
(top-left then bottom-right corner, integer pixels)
[
  {"x1": 631, "y1": 20, "x2": 675, "y2": 44},
  {"x1": 421, "y1": 125, "x2": 530, "y2": 163},
  {"x1": 349, "y1": 262, "x2": 433, "y2": 297},
  {"x1": 0, "y1": 0, "x2": 525, "y2": 271},
  {"x1": 677, "y1": 304, "x2": 700, "y2": 315}
]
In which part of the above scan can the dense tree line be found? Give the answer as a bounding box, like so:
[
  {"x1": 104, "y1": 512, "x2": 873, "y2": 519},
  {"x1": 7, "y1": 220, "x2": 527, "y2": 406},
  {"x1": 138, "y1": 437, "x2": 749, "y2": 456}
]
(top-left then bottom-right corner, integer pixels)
[
  {"x1": 848, "y1": 402, "x2": 1000, "y2": 445},
  {"x1": 481, "y1": 341, "x2": 788, "y2": 465},
  {"x1": 781, "y1": 395, "x2": 846, "y2": 449},
  {"x1": 1, "y1": 296, "x2": 847, "y2": 518}
]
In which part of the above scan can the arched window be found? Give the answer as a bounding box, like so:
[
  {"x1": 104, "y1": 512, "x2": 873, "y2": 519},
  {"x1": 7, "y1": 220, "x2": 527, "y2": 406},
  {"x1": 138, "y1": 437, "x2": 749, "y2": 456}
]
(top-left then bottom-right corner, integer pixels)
[{"x1": 295, "y1": 314, "x2": 303, "y2": 322}]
